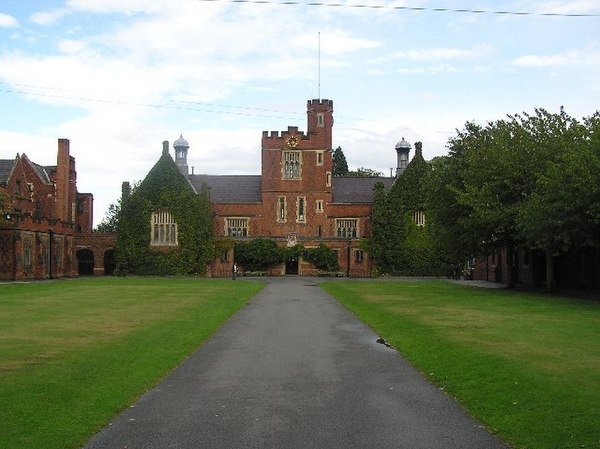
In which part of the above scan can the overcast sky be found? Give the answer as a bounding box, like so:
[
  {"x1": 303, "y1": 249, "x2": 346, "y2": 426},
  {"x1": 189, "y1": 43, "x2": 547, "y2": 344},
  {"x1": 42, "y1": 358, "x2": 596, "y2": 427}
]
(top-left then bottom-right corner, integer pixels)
[{"x1": 1, "y1": 0, "x2": 599, "y2": 226}]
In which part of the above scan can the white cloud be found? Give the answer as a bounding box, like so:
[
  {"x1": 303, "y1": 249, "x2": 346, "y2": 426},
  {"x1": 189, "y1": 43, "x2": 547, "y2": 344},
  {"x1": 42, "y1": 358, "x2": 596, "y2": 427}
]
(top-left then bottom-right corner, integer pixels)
[
  {"x1": 512, "y1": 48, "x2": 600, "y2": 67},
  {"x1": 370, "y1": 45, "x2": 492, "y2": 66},
  {"x1": 66, "y1": 0, "x2": 171, "y2": 15},
  {"x1": 30, "y1": 8, "x2": 70, "y2": 25},
  {"x1": 530, "y1": 0, "x2": 600, "y2": 15},
  {"x1": 0, "y1": 13, "x2": 18, "y2": 28}
]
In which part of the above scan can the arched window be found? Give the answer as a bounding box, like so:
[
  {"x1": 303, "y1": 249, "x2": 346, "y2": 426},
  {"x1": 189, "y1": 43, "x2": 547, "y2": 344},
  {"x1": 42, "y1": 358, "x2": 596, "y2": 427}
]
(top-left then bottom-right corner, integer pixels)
[{"x1": 151, "y1": 211, "x2": 178, "y2": 246}]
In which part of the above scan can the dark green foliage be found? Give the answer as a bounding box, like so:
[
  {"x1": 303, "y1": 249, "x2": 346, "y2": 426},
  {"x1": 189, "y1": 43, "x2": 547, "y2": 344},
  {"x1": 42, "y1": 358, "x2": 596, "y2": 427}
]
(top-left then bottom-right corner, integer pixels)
[
  {"x1": 95, "y1": 201, "x2": 120, "y2": 233},
  {"x1": 370, "y1": 182, "x2": 404, "y2": 273},
  {"x1": 371, "y1": 146, "x2": 447, "y2": 275},
  {"x1": 332, "y1": 146, "x2": 348, "y2": 176},
  {"x1": 303, "y1": 244, "x2": 339, "y2": 271},
  {"x1": 115, "y1": 150, "x2": 213, "y2": 275},
  {"x1": 432, "y1": 108, "x2": 600, "y2": 289},
  {"x1": 234, "y1": 238, "x2": 284, "y2": 271},
  {"x1": 346, "y1": 167, "x2": 383, "y2": 177}
]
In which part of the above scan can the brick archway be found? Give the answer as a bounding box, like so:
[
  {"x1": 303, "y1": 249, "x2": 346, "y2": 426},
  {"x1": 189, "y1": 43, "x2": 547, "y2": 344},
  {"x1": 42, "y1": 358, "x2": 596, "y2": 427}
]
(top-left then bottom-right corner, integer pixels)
[
  {"x1": 76, "y1": 249, "x2": 94, "y2": 275},
  {"x1": 76, "y1": 233, "x2": 116, "y2": 276}
]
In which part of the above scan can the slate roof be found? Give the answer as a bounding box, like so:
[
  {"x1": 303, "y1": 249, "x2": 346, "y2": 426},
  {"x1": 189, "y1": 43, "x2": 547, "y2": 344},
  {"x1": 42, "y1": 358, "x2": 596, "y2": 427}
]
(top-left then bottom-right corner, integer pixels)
[
  {"x1": 189, "y1": 175, "x2": 262, "y2": 203},
  {"x1": 0, "y1": 159, "x2": 16, "y2": 185},
  {"x1": 186, "y1": 174, "x2": 395, "y2": 204},
  {"x1": 33, "y1": 163, "x2": 53, "y2": 184},
  {"x1": 331, "y1": 176, "x2": 396, "y2": 203},
  {"x1": 0, "y1": 156, "x2": 53, "y2": 186}
]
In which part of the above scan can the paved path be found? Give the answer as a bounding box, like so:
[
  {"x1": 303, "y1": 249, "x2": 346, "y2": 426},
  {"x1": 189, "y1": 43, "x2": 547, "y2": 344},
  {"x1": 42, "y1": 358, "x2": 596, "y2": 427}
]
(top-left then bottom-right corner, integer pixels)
[{"x1": 83, "y1": 277, "x2": 508, "y2": 449}]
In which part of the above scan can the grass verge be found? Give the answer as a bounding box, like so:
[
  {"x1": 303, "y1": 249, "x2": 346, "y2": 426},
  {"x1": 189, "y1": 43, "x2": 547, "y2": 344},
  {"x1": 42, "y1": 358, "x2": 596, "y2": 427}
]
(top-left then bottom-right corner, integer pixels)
[
  {"x1": 321, "y1": 280, "x2": 600, "y2": 449},
  {"x1": 0, "y1": 277, "x2": 263, "y2": 449}
]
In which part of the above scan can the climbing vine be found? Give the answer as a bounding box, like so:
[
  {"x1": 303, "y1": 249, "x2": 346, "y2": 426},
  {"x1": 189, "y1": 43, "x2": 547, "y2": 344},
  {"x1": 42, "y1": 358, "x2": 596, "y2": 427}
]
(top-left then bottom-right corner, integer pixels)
[{"x1": 115, "y1": 150, "x2": 213, "y2": 275}]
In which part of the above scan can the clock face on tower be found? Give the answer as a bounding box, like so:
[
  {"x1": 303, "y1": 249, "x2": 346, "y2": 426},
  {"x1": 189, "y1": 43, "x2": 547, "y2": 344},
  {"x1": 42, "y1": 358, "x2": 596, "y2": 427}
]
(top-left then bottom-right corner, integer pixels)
[{"x1": 286, "y1": 135, "x2": 299, "y2": 148}]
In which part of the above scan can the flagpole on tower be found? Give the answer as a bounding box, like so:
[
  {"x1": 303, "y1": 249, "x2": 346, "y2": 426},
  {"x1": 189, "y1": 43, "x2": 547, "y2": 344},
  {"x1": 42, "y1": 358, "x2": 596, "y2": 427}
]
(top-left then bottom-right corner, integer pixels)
[{"x1": 318, "y1": 31, "x2": 321, "y2": 100}]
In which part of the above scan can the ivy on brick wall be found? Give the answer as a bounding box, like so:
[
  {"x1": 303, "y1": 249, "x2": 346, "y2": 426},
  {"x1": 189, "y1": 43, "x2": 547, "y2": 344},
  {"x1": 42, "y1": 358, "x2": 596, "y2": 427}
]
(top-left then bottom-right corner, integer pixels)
[
  {"x1": 371, "y1": 145, "x2": 447, "y2": 276},
  {"x1": 115, "y1": 150, "x2": 213, "y2": 275},
  {"x1": 234, "y1": 238, "x2": 284, "y2": 272},
  {"x1": 303, "y1": 244, "x2": 339, "y2": 272}
]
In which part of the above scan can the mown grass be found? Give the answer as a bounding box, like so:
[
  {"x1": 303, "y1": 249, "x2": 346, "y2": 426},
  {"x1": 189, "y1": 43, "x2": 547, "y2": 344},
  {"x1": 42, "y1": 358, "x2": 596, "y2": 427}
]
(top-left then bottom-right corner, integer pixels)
[
  {"x1": 321, "y1": 280, "x2": 600, "y2": 449},
  {"x1": 0, "y1": 277, "x2": 263, "y2": 449}
]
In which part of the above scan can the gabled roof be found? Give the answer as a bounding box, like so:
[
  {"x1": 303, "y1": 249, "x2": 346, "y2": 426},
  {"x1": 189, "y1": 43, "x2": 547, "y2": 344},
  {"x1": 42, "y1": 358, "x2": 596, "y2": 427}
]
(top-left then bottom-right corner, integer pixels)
[
  {"x1": 189, "y1": 175, "x2": 262, "y2": 203},
  {"x1": 32, "y1": 162, "x2": 53, "y2": 184},
  {"x1": 0, "y1": 159, "x2": 16, "y2": 185},
  {"x1": 332, "y1": 176, "x2": 396, "y2": 203},
  {"x1": 0, "y1": 154, "x2": 53, "y2": 186}
]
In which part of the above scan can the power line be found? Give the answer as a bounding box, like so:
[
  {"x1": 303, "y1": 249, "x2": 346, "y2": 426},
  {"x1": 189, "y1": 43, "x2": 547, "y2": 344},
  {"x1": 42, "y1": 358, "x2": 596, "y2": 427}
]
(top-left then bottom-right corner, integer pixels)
[
  {"x1": 195, "y1": 0, "x2": 600, "y2": 18},
  {"x1": 0, "y1": 83, "x2": 454, "y2": 134}
]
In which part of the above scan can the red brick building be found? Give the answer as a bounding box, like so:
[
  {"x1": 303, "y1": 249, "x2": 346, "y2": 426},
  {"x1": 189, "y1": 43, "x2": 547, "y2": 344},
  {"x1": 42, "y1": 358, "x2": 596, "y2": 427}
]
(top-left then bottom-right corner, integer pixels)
[
  {"x1": 181, "y1": 99, "x2": 398, "y2": 276},
  {"x1": 0, "y1": 139, "x2": 115, "y2": 281}
]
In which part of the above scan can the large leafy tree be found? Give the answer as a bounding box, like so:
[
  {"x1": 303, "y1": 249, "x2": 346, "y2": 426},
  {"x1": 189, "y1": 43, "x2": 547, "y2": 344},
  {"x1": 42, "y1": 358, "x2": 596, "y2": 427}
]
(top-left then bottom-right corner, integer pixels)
[
  {"x1": 516, "y1": 110, "x2": 599, "y2": 289},
  {"x1": 332, "y1": 146, "x2": 348, "y2": 176},
  {"x1": 95, "y1": 201, "x2": 120, "y2": 233},
  {"x1": 425, "y1": 156, "x2": 474, "y2": 270},
  {"x1": 347, "y1": 167, "x2": 383, "y2": 177},
  {"x1": 431, "y1": 107, "x2": 598, "y2": 290},
  {"x1": 446, "y1": 118, "x2": 533, "y2": 287}
]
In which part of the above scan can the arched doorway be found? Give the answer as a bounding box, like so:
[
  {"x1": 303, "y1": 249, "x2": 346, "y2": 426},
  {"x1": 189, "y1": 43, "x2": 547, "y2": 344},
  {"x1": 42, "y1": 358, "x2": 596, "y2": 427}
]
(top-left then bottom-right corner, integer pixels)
[
  {"x1": 103, "y1": 249, "x2": 116, "y2": 275},
  {"x1": 76, "y1": 249, "x2": 94, "y2": 275},
  {"x1": 285, "y1": 256, "x2": 299, "y2": 275}
]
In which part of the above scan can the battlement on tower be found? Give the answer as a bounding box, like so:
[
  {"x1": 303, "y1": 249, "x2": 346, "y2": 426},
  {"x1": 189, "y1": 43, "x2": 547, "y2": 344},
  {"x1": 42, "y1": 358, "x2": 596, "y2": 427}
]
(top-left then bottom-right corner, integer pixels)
[
  {"x1": 307, "y1": 98, "x2": 333, "y2": 108},
  {"x1": 262, "y1": 127, "x2": 306, "y2": 142}
]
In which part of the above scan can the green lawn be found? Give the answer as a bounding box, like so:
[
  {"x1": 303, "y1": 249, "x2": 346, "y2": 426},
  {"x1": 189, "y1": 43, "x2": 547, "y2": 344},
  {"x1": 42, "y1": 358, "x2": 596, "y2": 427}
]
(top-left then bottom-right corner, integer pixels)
[
  {"x1": 321, "y1": 280, "x2": 600, "y2": 449},
  {"x1": 0, "y1": 277, "x2": 263, "y2": 449}
]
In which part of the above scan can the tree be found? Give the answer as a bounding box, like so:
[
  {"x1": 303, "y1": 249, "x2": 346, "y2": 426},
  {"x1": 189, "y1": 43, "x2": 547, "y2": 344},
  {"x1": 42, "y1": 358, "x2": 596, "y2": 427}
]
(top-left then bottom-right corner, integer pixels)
[
  {"x1": 346, "y1": 167, "x2": 383, "y2": 177},
  {"x1": 332, "y1": 146, "x2": 348, "y2": 176},
  {"x1": 234, "y1": 238, "x2": 284, "y2": 271},
  {"x1": 515, "y1": 109, "x2": 599, "y2": 290},
  {"x1": 433, "y1": 107, "x2": 597, "y2": 290},
  {"x1": 303, "y1": 244, "x2": 339, "y2": 272},
  {"x1": 95, "y1": 201, "x2": 120, "y2": 233}
]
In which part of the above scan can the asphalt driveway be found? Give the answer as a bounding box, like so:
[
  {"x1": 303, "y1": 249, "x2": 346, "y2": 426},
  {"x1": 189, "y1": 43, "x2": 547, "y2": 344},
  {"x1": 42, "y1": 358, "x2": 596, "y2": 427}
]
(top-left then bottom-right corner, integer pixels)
[{"x1": 83, "y1": 277, "x2": 508, "y2": 449}]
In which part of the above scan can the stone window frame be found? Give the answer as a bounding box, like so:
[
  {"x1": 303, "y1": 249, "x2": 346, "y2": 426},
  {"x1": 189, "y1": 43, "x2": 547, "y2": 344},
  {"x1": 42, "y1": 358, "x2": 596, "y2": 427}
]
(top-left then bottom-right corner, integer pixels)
[
  {"x1": 316, "y1": 150, "x2": 324, "y2": 166},
  {"x1": 336, "y1": 218, "x2": 358, "y2": 239},
  {"x1": 315, "y1": 200, "x2": 324, "y2": 213},
  {"x1": 297, "y1": 196, "x2": 306, "y2": 223},
  {"x1": 151, "y1": 211, "x2": 178, "y2": 246},
  {"x1": 413, "y1": 211, "x2": 426, "y2": 227},
  {"x1": 225, "y1": 217, "x2": 249, "y2": 237},
  {"x1": 277, "y1": 196, "x2": 287, "y2": 223},
  {"x1": 317, "y1": 113, "x2": 325, "y2": 127},
  {"x1": 282, "y1": 151, "x2": 302, "y2": 180},
  {"x1": 354, "y1": 249, "x2": 364, "y2": 263},
  {"x1": 326, "y1": 172, "x2": 331, "y2": 187}
]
